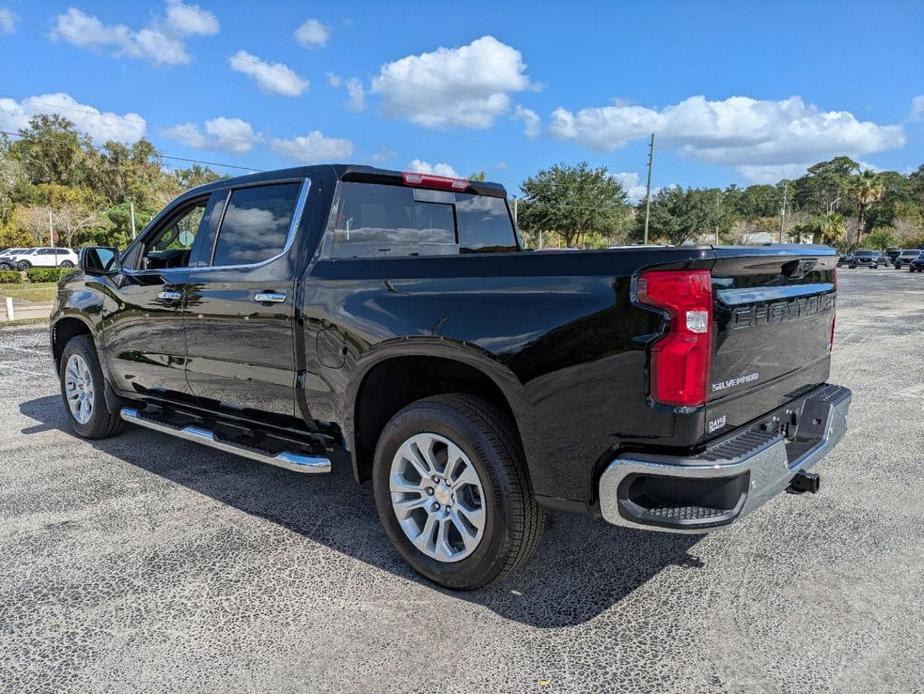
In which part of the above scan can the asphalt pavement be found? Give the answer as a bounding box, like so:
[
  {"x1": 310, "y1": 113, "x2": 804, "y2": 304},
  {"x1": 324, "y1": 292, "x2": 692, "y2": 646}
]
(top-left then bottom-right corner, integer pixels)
[{"x1": 1, "y1": 269, "x2": 922, "y2": 693}]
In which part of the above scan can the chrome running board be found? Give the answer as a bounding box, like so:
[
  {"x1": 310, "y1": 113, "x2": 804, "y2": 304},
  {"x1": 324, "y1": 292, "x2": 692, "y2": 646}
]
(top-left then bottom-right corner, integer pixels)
[{"x1": 120, "y1": 407, "x2": 331, "y2": 474}]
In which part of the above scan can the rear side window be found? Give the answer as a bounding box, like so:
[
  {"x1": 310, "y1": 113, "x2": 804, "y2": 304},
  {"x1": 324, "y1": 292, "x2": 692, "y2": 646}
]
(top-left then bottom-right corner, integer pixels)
[
  {"x1": 324, "y1": 182, "x2": 516, "y2": 259},
  {"x1": 455, "y1": 194, "x2": 518, "y2": 253},
  {"x1": 211, "y1": 182, "x2": 301, "y2": 266}
]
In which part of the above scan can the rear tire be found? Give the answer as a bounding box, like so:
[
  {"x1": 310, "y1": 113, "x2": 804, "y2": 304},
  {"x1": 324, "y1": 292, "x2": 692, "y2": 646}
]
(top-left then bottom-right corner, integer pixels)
[
  {"x1": 60, "y1": 260, "x2": 74, "y2": 268},
  {"x1": 16, "y1": 260, "x2": 30, "y2": 271},
  {"x1": 59, "y1": 335, "x2": 124, "y2": 439},
  {"x1": 372, "y1": 393, "x2": 545, "y2": 590}
]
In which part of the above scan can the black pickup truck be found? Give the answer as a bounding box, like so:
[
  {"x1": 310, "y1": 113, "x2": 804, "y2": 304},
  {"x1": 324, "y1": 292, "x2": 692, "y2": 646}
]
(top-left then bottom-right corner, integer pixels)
[{"x1": 51, "y1": 165, "x2": 851, "y2": 589}]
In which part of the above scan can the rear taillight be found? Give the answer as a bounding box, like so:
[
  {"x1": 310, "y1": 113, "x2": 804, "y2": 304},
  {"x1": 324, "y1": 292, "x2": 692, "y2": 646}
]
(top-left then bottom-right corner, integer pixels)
[
  {"x1": 637, "y1": 269, "x2": 713, "y2": 408},
  {"x1": 401, "y1": 172, "x2": 470, "y2": 191}
]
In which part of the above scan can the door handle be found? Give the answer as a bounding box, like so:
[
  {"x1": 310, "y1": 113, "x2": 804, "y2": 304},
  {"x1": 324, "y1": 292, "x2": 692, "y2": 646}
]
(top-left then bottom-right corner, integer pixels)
[
  {"x1": 158, "y1": 289, "x2": 183, "y2": 302},
  {"x1": 254, "y1": 291, "x2": 286, "y2": 304}
]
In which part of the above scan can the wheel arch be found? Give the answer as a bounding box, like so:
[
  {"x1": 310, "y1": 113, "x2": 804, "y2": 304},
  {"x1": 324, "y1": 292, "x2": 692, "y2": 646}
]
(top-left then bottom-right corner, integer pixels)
[
  {"x1": 346, "y1": 342, "x2": 529, "y2": 485},
  {"x1": 51, "y1": 316, "x2": 94, "y2": 370}
]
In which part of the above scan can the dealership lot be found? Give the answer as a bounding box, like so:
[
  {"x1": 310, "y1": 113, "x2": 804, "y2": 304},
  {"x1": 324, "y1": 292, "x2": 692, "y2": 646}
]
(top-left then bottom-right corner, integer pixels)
[{"x1": 1, "y1": 270, "x2": 922, "y2": 693}]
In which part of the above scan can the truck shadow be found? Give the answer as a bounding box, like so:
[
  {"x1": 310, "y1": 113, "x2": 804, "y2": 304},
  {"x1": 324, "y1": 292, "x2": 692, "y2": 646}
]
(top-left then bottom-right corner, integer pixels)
[{"x1": 20, "y1": 395, "x2": 705, "y2": 629}]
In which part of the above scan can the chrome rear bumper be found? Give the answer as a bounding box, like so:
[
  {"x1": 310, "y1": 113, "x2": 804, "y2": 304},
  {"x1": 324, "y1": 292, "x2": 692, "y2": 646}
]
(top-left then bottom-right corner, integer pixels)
[{"x1": 599, "y1": 384, "x2": 851, "y2": 532}]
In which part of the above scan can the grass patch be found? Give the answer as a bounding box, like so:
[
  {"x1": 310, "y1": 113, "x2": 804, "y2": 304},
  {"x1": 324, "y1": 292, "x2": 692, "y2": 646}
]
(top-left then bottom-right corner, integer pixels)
[
  {"x1": 0, "y1": 282, "x2": 58, "y2": 303},
  {"x1": 0, "y1": 316, "x2": 49, "y2": 327}
]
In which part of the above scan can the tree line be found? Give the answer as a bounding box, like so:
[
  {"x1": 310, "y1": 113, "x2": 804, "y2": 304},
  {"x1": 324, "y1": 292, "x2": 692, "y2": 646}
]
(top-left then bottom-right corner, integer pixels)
[
  {"x1": 0, "y1": 114, "x2": 223, "y2": 251},
  {"x1": 517, "y1": 158, "x2": 924, "y2": 251},
  {"x1": 1, "y1": 114, "x2": 923, "y2": 253}
]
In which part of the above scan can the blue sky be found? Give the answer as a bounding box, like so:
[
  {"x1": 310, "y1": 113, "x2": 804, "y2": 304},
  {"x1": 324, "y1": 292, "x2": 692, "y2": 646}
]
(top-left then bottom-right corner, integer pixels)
[{"x1": 1, "y1": 0, "x2": 923, "y2": 198}]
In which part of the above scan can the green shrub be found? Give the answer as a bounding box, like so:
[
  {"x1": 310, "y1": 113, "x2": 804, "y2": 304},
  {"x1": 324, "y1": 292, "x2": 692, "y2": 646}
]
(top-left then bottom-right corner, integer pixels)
[
  {"x1": 0, "y1": 270, "x2": 22, "y2": 284},
  {"x1": 25, "y1": 267, "x2": 78, "y2": 283}
]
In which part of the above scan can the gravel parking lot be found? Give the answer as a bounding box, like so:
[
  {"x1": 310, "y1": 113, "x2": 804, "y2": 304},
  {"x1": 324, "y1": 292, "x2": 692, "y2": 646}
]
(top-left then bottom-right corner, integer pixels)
[{"x1": 1, "y1": 270, "x2": 922, "y2": 693}]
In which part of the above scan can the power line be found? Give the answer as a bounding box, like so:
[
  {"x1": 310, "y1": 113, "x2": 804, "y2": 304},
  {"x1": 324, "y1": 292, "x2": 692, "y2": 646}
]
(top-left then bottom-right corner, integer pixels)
[{"x1": 0, "y1": 129, "x2": 262, "y2": 172}]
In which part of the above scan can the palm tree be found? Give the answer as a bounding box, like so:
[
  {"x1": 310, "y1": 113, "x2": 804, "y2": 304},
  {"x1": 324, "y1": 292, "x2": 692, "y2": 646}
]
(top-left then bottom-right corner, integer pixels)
[
  {"x1": 817, "y1": 212, "x2": 846, "y2": 245},
  {"x1": 850, "y1": 170, "x2": 885, "y2": 241},
  {"x1": 790, "y1": 212, "x2": 845, "y2": 245}
]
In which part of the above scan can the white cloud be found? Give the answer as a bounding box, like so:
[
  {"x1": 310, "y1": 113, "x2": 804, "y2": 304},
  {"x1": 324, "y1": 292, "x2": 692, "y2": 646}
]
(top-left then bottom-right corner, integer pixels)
[
  {"x1": 50, "y1": 2, "x2": 218, "y2": 67},
  {"x1": 549, "y1": 95, "x2": 906, "y2": 180},
  {"x1": 0, "y1": 8, "x2": 17, "y2": 34},
  {"x1": 344, "y1": 78, "x2": 365, "y2": 112},
  {"x1": 0, "y1": 92, "x2": 146, "y2": 143},
  {"x1": 912, "y1": 95, "x2": 924, "y2": 121},
  {"x1": 611, "y1": 172, "x2": 651, "y2": 203},
  {"x1": 407, "y1": 159, "x2": 459, "y2": 178},
  {"x1": 370, "y1": 148, "x2": 398, "y2": 163},
  {"x1": 494, "y1": 161, "x2": 508, "y2": 170},
  {"x1": 734, "y1": 164, "x2": 809, "y2": 183},
  {"x1": 371, "y1": 35, "x2": 533, "y2": 129},
  {"x1": 163, "y1": 116, "x2": 260, "y2": 154},
  {"x1": 326, "y1": 72, "x2": 342, "y2": 88},
  {"x1": 165, "y1": 0, "x2": 219, "y2": 36},
  {"x1": 270, "y1": 131, "x2": 353, "y2": 162},
  {"x1": 294, "y1": 18, "x2": 330, "y2": 48},
  {"x1": 229, "y1": 50, "x2": 308, "y2": 97},
  {"x1": 512, "y1": 105, "x2": 540, "y2": 138}
]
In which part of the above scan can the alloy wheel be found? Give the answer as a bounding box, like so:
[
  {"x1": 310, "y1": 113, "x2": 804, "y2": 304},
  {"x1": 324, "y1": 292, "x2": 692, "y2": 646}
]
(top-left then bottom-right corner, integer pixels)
[
  {"x1": 389, "y1": 432, "x2": 486, "y2": 563},
  {"x1": 64, "y1": 353, "x2": 94, "y2": 424}
]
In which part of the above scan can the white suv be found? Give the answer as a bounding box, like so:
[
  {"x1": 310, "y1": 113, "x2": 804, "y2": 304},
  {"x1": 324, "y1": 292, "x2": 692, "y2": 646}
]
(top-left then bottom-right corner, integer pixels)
[{"x1": 0, "y1": 247, "x2": 78, "y2": 270}]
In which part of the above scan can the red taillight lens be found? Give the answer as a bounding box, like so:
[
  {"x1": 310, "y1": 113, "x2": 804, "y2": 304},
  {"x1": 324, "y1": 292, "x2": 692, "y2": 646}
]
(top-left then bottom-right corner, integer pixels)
[
  {"x1": 637, "y1": 269, "x2": 713, "y2": 408},
  {"x1": 401, "y1": 172, "x2": 470, "y2": 191}
]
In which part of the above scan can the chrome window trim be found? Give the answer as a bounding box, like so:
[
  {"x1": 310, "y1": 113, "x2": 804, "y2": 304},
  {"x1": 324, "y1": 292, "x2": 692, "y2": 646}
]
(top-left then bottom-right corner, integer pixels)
[
  {"x1": 121, "y1": 178, "x2": 311, "y2": 278},
  {"x1": 200, "y1": 178, "x2": 311, "y2": 272}
]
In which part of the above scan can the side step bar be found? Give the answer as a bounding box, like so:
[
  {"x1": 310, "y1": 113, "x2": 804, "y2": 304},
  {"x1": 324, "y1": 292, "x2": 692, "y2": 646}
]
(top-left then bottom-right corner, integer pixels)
[{"x1": 120, "y1": 407, "x2": 331, "y2": 474}]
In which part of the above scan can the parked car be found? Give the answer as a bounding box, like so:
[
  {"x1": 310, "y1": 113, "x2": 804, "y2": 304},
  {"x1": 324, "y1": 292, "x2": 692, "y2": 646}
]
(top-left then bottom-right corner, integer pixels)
[
  {"x1": 15, "y1": 247, "x2": 78, "y2": 270},
  {"x1": 0, "y1": 248, "x2": 37, "y2": 270},
  {"x1": 0, "y1": 248, "x2": 30, "y2": 269},
  {"x1": 848, "y1": 249, "x2": 880, "y2": 268},
  {"x1": 883, "y1": 248, "x2": 901, "y2": 265},
  {"x1": 909, "y1": 252, "x2": 924, "y2": 273},
  {"x1": 894, "y1": 249, "x2": 922, "y2": 269},
  {"x1": 836, "y1": 254, "x2": 853, "y2": 267},
  {"x1": 50, "y1": 165, "x2": 851, "y2": 589}
]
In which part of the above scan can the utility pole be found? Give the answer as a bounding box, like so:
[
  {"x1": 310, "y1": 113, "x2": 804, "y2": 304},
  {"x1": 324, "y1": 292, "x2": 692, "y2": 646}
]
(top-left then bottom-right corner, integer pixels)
[
  {"x1": 643, "y1": 133, "x2": 655, "y2": 245},
  {"x1": 778, "y1": 182, "x2": 788, "y2": 243},
  {"x1": 130, "y1": 201, "x2": 137, "y2": 239},
  {"x1": 49, "y1": 210, "x2": 58, "y2": 267}
]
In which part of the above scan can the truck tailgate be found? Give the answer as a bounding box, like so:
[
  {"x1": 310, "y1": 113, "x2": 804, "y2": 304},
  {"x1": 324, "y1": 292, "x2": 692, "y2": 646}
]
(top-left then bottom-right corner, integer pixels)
[{"x1": 704, "y1": 247, "x2": 837, "y2": 436}]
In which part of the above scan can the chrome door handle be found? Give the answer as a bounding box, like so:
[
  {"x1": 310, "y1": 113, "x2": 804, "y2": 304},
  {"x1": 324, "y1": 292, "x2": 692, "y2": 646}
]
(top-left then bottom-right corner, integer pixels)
[
  {"x1": 254, "y1": 291, "x2": 286, "y2": 304},
  {"x1": 158, "y1": 289, "x2": 183, "y2": 301}
]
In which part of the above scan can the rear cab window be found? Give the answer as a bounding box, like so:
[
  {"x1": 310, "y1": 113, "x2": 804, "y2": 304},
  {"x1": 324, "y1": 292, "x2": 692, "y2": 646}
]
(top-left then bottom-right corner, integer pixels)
[
  {"x1": 322, "y1": 182, "x2": 518, "y2": 259},
  {"x1": 211, "y1": 182, "x2": 302, "y2": 266}
]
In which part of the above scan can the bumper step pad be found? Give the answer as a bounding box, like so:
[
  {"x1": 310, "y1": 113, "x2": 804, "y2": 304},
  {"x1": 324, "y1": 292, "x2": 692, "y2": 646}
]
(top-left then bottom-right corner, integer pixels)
[{"x1": 598, "y1": 383, "x2": 851, "y2": 532}]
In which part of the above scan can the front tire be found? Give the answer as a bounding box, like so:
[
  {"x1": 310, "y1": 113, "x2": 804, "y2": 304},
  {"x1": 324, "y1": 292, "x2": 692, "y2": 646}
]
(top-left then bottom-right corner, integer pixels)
[
  {"x1": 372, "y1": 393, "x2": 545, "y2": 589},
  {"x1": 16, "y1": 260, "x2": 30, "y2": 271},
  {"x1": 59, "y1": 335, "x2": 124, "y2": 439}
]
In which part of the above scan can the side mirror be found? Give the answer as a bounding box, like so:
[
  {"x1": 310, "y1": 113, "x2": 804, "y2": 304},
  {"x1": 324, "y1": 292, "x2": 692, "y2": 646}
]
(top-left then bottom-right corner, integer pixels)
[{"x1": 79, "y1": 247, "x2": 121, "y2": 275}]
